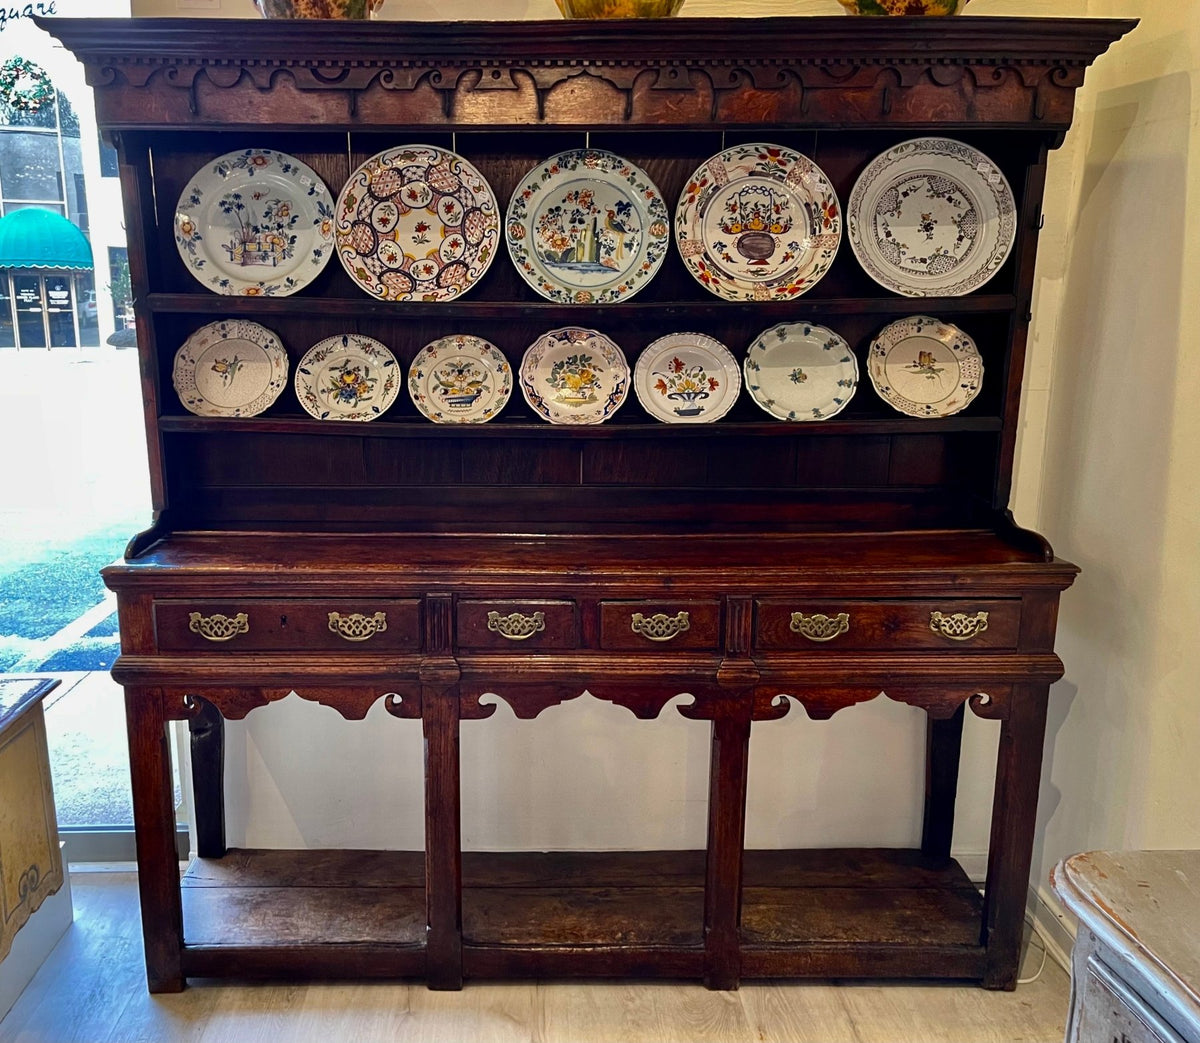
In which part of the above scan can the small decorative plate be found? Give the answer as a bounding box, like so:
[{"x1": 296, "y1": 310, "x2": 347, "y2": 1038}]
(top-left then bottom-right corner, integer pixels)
[
  {"x1": 847, "y1": 137, "x2": 1016, "y2": 297},
  {"x1": 867, "y1": 315, "x2": 983, "y2": 417},
  {"x1": 519, "y1": 327, "x2": 629, "y2": 425},
  {"x1": 744, "y1": 322, "x2": 858, "y2": 422},
  {"x1": 675, "y1": 143, "x2": 841, "y2": 302},
  {"x1": 408, "y1": 335, "x2": 512, "y2": 424},
  {"x1": 174, "y1": 149, "x2": 335, "y2": 297},
  {"x1": 633, "y1": 332, "x2": 740, "y2": 424},
  {"x1": 506, "y1": 149, "x2": 670, "y2": 304},
  {"x1": 334, "y1": 144, "x2": 500, "y2": 302},
  {"x1": 172, "y1": 320, "x2": 289, "y2": 418},
  {"x1": 294, "y1": 334, "x2": 400, "y2": 421}
]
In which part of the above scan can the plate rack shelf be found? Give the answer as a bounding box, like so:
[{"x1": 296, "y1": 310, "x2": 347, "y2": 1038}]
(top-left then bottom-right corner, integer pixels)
[{"x1": 44, "y1": 14, "x2": 1132, "y2": 992}]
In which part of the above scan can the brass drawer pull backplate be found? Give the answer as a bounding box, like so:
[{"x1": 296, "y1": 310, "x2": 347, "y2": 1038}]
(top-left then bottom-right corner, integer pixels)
[
  {"x1": 487, "y1": 610, "x2": 546, "y2": 641},
  {"x1": 929, "y1": 610, "x2": 990, "y2": 641},
  {"x1": 188, "y1": 611, "x2": 249, "y2": 642},
  {"x1": 789, "y1": 611, "x2": 850, "y2": 642},
  {"x1": 630, "y1": 611, "x2": 691, "y2": 642},
  {"x1": 328, "y1": 611, "x2": 388, "y2": 641}
]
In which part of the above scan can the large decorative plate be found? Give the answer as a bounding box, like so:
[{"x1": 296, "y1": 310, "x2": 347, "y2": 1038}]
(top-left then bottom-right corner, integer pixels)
[
  {"x1": 174, "y1": 149, "x2": 335, "y2": 297},
  {"x1": 675, "y1": 143, "x2": 841, "y2": 302},
  {"x1": 519, "y1": 327, "x2": 629, "y2": 425},
  {"x1": 408, "y1": 335, "x2": 512, "y2": 424},
  {"x1": 633, "y1": 333, "x2": 740, "y2": 424},
  {"x1": 744, "y1": 322, "x2": 858, "y2": 422},
  {"x1": 847, "y1": 137, "x2": 1016, "y2": 297},
  {"x1": 172, "y1": 320, "x2": 288, "y2": 418},
  {"x1": 867, "y1": 316, "x2": 983, "y2": 418},
  {"x1": 294, "y1": 334, "x2": 400, "y2": 421},
  {"x1": 506, "y1": 149, "x2": 670, "y2": 304},
  {"x1": 334, "y1": 145, "x2": 499, "y2": 302}
]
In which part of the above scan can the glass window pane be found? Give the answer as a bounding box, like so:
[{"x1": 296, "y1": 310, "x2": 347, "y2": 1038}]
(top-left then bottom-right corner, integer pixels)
[
  {"x1": 0, "y1": 131, "x2": 62, "y2": 201},
  {"x1": 0, "y1": 276, "x2": 14, "y2": 349},
  {"x1": 45, "y1": 275, "x2": 76, "y2": 348},
  {"x1": 13, "y1": 274, "x2": 46, "y2": 349},
  {"x1": 77, "y1": 271, "x2": 99, "y2": 347}
]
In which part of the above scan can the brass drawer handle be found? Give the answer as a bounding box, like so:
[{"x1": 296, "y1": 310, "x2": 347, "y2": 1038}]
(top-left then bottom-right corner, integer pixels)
[
  {"x1": 328, "y1": 611, "x2": 388, "y2": 642},
  {"x1": 487, "y1": 610, "x2": 545, "y2": 641},
  {"x1": 630, "y1": 611, "x2": 690, "y2": 642},
  {"x1": 789, "y1": 611, "x2": 850, "y2": 642},
  {"x1": 930, "y1": 610, "x2": 989, "y2": 641},
  {"x1": 188, "y1": 611, "x2": 248, "y2": 642}
]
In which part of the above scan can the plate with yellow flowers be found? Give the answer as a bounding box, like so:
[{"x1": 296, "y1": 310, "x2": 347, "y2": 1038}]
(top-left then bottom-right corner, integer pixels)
[
  {"x1": 173, "y1": 320, "x2": 289, "y2": 418},
  {"x1": 174, "y1": 149, "x2": 335, "y2": 297},
  {"x1": 519, "y1": 327, "x2": 629, "y2": 425},
  {"x1": 295, "y1": 333, "x2": 400, "y2": 422}
]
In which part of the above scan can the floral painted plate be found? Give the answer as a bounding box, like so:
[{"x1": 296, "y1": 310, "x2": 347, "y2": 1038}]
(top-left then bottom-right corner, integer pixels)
[
  {"x1": 867, "y1": 315, "x2": 983, "y2": 417},
  {"x1": 675, "y1": 143, "x2": 841, "y2": 302},
  {"x1": 519, "y1": 327, "x2": 629, "y2": 425},
  {"x1": 408, "y1": 335, "x2": 512, "y2": 424},
  {"x1": 633, "y1": 332, "x2": 740, "y2": 424},
  {"x1": 334, "y1": 145, "x2": 499, "y2": 302},
  {"x1": 506, "y1": 149, "x2": 670, "y2": 304},
  {"x1": 294, "y1": 334, "x2": 400, "y2": 421},
  {"x1": 847, "y1": 137, "x2": 1016, "y2": 297},
  {"x1": 174, "y1": 149, "x2": 335, "y2": 297},
  {"x1": 173, "y1": 320, "x2": 289, "y2": 418},
  {"x1": 744, "y1": 321, "x2": 858, "y2": 422}
]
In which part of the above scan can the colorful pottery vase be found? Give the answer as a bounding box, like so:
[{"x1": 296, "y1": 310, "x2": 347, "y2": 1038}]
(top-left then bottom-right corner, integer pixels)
[
  {"x1": 553, "y1": 0, "x2": 685, "y2": 17},
  {"x1": 836, "y1": 0, "x2": 969, "y2": 13},
  {"x1": 251, "y1": 0, "x2": 382, "y2": 17}
]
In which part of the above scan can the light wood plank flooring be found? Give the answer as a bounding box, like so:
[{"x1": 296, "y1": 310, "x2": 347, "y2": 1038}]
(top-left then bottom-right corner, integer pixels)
[{"x1": 0, "y1": 872, "x2": 1069, "y2": 1043}]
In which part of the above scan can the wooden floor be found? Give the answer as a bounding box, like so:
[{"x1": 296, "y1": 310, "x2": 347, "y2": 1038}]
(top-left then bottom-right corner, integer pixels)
[{"x1": 0, "y1": 871, "x2": 1070, "y2": 1043}]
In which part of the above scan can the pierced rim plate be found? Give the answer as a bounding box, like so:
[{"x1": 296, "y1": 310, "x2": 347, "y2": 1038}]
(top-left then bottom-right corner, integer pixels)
[
  {"x1": 744, "y1": 321, "x2": 858, "y2": 422},
  {"x1": 633, "y1": 332, "x2": 741, "y2": 424},
  {"x1": 334, "y1": 144, "x2": 500, "y2": 303},
  {"x1": 295, "y1": 333, "x2": 401, "y2": 421},
  {"x1": 408, "y1": 335, "x2": 512, "y2": 424},
  {"x1": 519, "y1": 327, "x2": 629, "y2": 425},
  {"x1": 172, "y1": 320, "x2": 289, "y2": 418},
  {"x1": 174, "y1": 149, "x2": 335, "y2": 297},
  {"x1": 675, "y1": 142, "x2": 841, "y2": 302},
  {"x1": 867, "y1": 315, "x2": 983, "y2": 418},
  {"x1": 506, "y1": 149, "x2": 670, "y2": 304},
  {"x1": 847, "y1": 137, "x2": 1017, "y2": 297}
]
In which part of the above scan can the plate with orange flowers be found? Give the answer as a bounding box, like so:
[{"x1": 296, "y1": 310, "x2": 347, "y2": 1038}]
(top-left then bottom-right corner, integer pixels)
[
  {"x1": 174, "y1": 149, "x2": 335, "y2": 297},
  {"x1": 675, "y1": 143, "x2": 841, "y2": 302},
  {"x1": 633, "y1": 332, "x2": 740, "y2": 424}
]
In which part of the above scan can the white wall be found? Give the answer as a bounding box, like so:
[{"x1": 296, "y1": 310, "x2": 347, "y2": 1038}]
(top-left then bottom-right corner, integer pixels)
[{"x1": 120, "y1": 0, "x2": 1197, "y2": 886}]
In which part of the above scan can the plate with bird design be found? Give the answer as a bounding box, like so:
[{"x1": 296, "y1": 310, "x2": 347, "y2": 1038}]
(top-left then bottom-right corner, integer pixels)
[
  {"x1": 675, "y1": 143, "x2": 841, "y2": 302},
  {"x1": 847, "y1": 137, "x2": 1016, "y2": 297},
  {"x1": 519, "y1": 327, "x2": 629, "y2": 425},
  {"x1": 744, "y1": 321, "x2": 858, "y2": 422},
  {"x1": 867, "y1": 315, "x2": 983, "y2": 417},
  {"x1": 295, "y1": 333, "x2": 400, "y2": 421},
  {"x1": 172, "y1": 320, "x2": 289, "y2": 418},
  {"x1": 506, "y1": 149, "x2": 670, "y2": 304},
  {"x1": 408, "y1": 334, "x2": 512, "y2": 424}
]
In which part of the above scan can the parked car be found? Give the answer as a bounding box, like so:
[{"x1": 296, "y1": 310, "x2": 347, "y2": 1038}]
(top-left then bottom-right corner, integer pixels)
[{"x1": 81, "y1": 290, "x2": 98, "y2": 324}]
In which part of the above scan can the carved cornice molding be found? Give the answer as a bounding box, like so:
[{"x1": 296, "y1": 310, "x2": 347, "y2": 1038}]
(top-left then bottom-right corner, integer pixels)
[{"x1": 40, "y1": 16, "x2": 1135, "y2": 132}]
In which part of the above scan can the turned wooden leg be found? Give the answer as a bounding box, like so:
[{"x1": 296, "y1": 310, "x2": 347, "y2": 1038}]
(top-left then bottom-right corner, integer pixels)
[
  {"x1": 187, "y1": 694, "x2": 226, "y2": 859},
  {"x1": 703, "y1": 711, "x2": 752, "y2": 990},
  {"x1": 981, "y1": 684, "x2": 1049, "y2": 990},
  {"x1": 921, "y1": 702, "x2": 965, "y2": 860},
  {"x1": 125, "y1": 685, "x2": 185, "y2": 992}
]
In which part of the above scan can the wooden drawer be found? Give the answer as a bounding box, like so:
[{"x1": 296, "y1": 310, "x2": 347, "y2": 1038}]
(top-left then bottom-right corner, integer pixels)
[
  {"x1": 456, "y1": 600, "x2": 578, "y2": 650},
  {"x1": 155, "y1": 599, "x2": 420, "y2": 651},
  {"x1": 1076, "y1": 955, "x2": 1184, "y2": 1043},
  {"x1": 754, "y1": 599, "x2": 1020, "y2": 650},
  {"x1": 599, "y1": 601, "x2": 721, "y2": 650}
]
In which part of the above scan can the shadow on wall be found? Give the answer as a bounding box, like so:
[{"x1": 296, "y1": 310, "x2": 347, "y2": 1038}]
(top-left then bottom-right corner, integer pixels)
[{"x1": 1038, "y1": 70, "x2": 1188, "y2": 860}]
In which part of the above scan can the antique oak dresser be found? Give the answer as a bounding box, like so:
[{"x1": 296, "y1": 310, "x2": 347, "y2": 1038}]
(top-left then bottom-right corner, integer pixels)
[{"x1": 45, "y1": 14, "x2": 1132, "y2": 992}]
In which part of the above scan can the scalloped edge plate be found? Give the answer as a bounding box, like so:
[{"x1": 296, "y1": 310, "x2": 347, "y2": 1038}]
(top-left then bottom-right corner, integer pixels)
[
  {"x1": 744, "y1": 321, "x2": 858, "y2": 422},
  {"x1": 633, "y1": 332, "x2": 740, "y2": 424},
  {"x1": 867, "y1": 315, "x2": 983, "y2": 417},
  {"x1": 172, "y1": 319, "x2": 289, "y2": 418},
  {"x1": 519, "y1": 327, "x2": 629, "y2": 425}
]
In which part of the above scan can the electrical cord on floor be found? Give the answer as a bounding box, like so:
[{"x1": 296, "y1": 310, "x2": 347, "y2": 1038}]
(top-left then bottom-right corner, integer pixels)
[{"x1": 1017, "y1": 913, "x2": 1050, "y2": 985}]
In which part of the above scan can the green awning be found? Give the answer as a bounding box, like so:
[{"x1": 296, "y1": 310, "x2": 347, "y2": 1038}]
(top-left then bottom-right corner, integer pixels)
[{"x1": 0, "y1": 208, "x2": 93, "y2": 271}]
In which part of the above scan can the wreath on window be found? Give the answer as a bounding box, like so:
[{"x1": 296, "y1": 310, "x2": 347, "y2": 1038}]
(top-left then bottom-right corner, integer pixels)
[{"x1": 0, "y1": 56, "x2": 56, "y2": 115}]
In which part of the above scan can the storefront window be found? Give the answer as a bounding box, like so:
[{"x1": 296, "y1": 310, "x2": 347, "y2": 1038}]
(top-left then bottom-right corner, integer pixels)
[{"x1": 0, "y1": 132, "x2": 62, "y2": 204}]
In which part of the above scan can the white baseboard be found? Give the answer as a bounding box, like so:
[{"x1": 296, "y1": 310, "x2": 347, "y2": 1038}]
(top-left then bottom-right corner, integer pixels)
[
  {"x1": 0, "y1": 870, "x2": 74, "y2": 1022},
  {"x1": 955, "y1": 850, "x2": 1076, "y2": 974}
]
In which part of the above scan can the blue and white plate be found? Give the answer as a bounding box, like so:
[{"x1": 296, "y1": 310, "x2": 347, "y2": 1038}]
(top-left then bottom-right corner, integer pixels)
[{"x1": 744, "y1": 322, "x2": 858, "y2": 422}]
